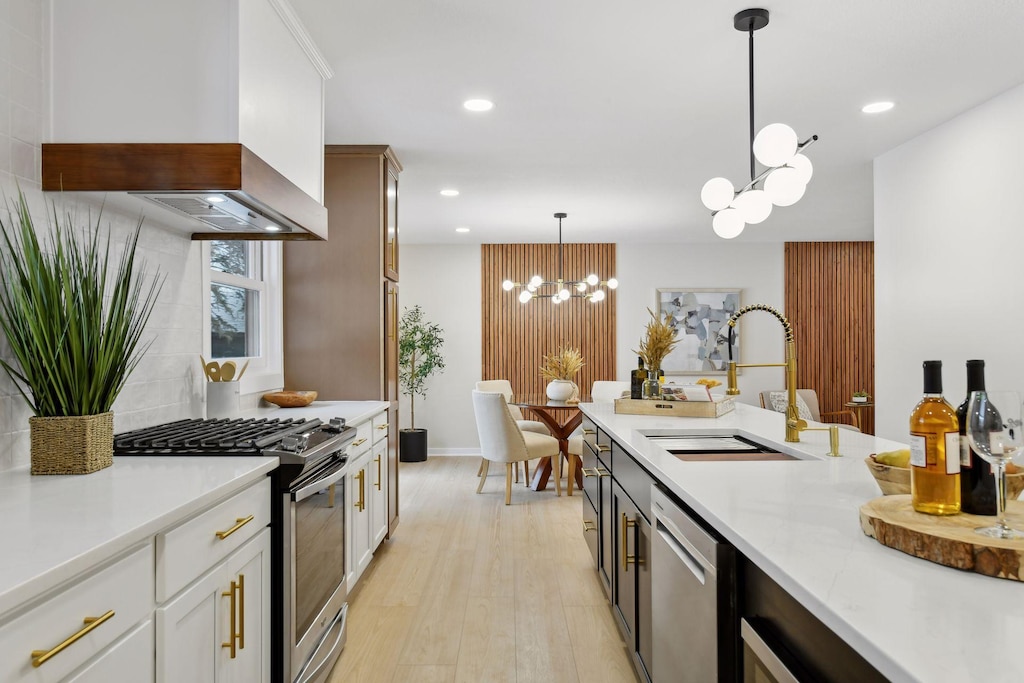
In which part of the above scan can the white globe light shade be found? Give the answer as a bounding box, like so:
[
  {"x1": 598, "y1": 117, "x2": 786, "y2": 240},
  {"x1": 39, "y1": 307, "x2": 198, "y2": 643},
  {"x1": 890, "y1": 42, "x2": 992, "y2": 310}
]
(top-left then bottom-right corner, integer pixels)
[
  {"x1": 502, "y1": 279, "x2": 515, "y2": 291},
  {"x1": 586, "y1": 273, "x2": 599, "y2": 286},
  {"x1": 559, "y1": 288, "x2": 571, "y2": 301},
  {"x1": 576, "y1": 282, "x2": 587, "y2": 292},
  {"x1": 753, "y1": 123, "x2": 798, "y2": 167},
  {"x1": 551, "y1": 294, "x2": 561, "y2": 304},
  {"x1": 518, "y1": 291, "x2": 532, "y2": 304},
  {"x1": 787, "y1": 154, "x2": 813, "y2": 185},
  {"x1": 606, "y1": 278, "x2": 619, "y2": 289},
  {"x1": 701, "y1": 177, "x2": 735, "y2": 211},
  {"x1": 526, "y1": 283, "x2": 537, "y2": 293},
  {"x1": 730, "y1": 189, "x2": 772, "y2": 225},
  {"x1": 529, "y1": 275, "x2": 543, "y2": 288},
  {"x1": 591, "y1": 290, "x2": 606, "y2": 302},
  {"x1": 763, "y1": 167, "x2": 807, "y2": 207},
  {"x1": 712, "y1": 208, "x2": 745, "y2": 239}
]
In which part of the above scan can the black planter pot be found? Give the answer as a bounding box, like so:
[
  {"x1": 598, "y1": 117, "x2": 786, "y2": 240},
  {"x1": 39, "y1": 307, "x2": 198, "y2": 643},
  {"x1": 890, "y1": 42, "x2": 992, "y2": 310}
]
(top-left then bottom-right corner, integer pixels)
[{"x1": 399, "y1": 428, "x2": 428, "y2": 462}]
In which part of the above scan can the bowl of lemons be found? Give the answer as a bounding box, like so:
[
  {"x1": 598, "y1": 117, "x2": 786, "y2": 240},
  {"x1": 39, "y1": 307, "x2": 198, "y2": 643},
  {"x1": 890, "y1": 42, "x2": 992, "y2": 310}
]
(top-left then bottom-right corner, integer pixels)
[{"x1": 865, "y1": 449, "x2": 1024, "y2": 500}]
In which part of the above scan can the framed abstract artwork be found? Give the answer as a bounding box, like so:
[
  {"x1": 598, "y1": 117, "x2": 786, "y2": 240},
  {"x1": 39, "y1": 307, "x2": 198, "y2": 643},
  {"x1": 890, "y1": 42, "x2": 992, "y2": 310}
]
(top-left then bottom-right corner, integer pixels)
[{"x1": 657, "y1": 288, "x2": 741, "y2": 375}]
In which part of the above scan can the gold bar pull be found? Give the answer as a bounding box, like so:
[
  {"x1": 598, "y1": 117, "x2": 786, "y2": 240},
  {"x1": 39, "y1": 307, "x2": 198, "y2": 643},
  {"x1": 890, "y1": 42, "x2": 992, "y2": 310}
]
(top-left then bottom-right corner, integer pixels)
[
  {"x1": 351, "y1": 437, "x2": 368, "y2": 448},
  {"x1": 597, "y1": 444, "x2": 611, "y2": 453},
  {"x1": 376, "y1": 423, "x2": 389, "y2": 430},
  {"x1": 215, "y1": 515, "x2": 254, "y2": 540},
  {"x1": 374, "y1": 454, "x2": 382, "y2": 490},
  {"x1": 355, "y1": 470, "x2": 366, "y2": 511},
  {"x1": 621, "y1": 513, "x2": 637, "y2": 571},
  {"x1": 582, "y1": 428, "x2": 596, "y2": 435},
  {"x1": 583, "y1": 520, "x2": 597, "y2": 532},
  {"x1": 31, "y1": 610, "x2": 115, "y2": 668},
  {"x1": 581, "y1": 467, "x2": 599, "y2": 478},
  {"x1": 238, "y1": 574, "x2": 245, "y2": 650},
  {"x1": 596, "y1": 467, "x2": 611, "y2": 477},
  {"x1": 222, "y1": 580, "x2": 238, "y2": 658}
]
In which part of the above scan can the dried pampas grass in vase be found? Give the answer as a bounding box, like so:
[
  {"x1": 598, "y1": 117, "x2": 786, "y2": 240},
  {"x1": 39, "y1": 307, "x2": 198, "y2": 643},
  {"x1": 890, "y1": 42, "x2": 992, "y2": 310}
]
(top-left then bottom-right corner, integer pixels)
[{"x1": 634, "y1": 309, "x2": 679, "y2": 397}]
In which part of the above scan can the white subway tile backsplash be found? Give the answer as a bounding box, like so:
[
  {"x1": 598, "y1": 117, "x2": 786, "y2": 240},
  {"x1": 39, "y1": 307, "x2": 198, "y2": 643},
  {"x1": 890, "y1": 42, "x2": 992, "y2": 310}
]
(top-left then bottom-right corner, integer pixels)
[
  {"x1": 10, "y1": 138, "x2": 32, "y2": 179},
  {"x1": 10, "y1": 101, "x2": 34, "y2": 142},
  {"x1": 9, "y1": 0, "x2": 39, "y2": 39},
  {"x1": 9, "y1": 57, "x2": 37, "y2": 110}
]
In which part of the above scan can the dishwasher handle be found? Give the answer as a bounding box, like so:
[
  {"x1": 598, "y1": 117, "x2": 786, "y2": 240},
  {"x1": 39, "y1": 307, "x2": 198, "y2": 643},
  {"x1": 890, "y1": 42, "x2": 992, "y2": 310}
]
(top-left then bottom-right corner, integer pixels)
[{"x1": 656, "y1": 517, "x2": 711, "y2": 585}]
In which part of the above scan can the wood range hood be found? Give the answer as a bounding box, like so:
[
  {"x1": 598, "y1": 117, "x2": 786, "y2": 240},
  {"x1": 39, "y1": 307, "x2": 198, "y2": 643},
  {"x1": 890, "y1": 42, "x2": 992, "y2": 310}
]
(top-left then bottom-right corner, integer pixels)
[{"x1": 42, "y1": 143, "x2": 328, "y2": 241}]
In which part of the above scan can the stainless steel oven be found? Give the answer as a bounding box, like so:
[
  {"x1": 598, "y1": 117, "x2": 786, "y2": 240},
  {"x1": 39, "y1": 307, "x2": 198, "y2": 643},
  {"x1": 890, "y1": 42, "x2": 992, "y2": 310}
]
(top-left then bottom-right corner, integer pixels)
[{"x1": 284, "y1": 455, "x2": 349, "y2": 683}]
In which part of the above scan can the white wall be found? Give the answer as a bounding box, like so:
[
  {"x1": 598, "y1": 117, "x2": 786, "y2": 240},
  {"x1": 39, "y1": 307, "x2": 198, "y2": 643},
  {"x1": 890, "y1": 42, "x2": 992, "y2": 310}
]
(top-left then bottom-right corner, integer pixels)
[
  {"x1": 0, "y1": 1, "x2": 204, "y2": 470},
  {"x1": 875, "y1": 82, "x2": 1024, "y2": 441},
  {"x1": 400, "y1": 241, "x2": 786, "y2": 451}
]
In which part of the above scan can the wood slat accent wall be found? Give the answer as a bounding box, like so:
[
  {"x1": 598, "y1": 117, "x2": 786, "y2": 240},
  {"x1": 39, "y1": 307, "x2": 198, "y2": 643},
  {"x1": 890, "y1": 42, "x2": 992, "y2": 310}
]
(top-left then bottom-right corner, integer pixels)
[
  {"x1": 785, "y1": 242, "x2": 875, "y2": 433},
  {"x1": 482, "y1": 244, "x2": 616, "y2": 398}
]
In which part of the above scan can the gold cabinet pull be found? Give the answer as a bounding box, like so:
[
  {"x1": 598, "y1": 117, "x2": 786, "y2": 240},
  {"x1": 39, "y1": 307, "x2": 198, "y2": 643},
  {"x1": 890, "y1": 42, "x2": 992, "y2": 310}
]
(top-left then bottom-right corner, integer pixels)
[
  {"x1": 376, "y1": 423, "x2": 389, "y2": 430},
  {"x1": 583, "y1": 520, "x2": 597, "y2": 532},
  {"x1": 581, "y1": 467, "x2": 599, "y2": 478},
  {"x1": 215, "y1": 515, "x2": 254, "y2": 540},
  {"x1": 374, "y1": 454, "x2": 382, "y2": 490},
  {"x1": 355, "y1": 470, "x2": 366, "y2": 511},
  {"x1": 238, "y1": 573, "x2": 245, "y2": 650},
  {"x1": 222, "y1": 580, "x2": 238, "y2": 658},
  {"x1": 597, "y1": 444, "x2": 611, "y2": 453},
  {"x1": 596, "y1": 467, "x2": 611, "y2": 478},
  {"x1": 351, "y1": 437, "x2": 368, "y2": 448},
  {"x1": 621, "y1": 513, "x2": 637, "y2": 572},
  {"x1": 583, "y1": 428, "x2": 596, "y2": 435},
  {"x1": 31, "y1": 610, "x2": 115, "y2": 668}
]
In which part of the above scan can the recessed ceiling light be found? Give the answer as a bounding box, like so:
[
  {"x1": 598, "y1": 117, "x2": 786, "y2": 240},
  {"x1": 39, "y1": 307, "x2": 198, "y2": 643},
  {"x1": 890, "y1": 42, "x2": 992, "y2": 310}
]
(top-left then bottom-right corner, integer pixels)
[
  {"x1": 264, "y1": 224, "x2": 281, "y2": 232},
  {"x1": 205, "y1": 195, "x2": 226, "y2": 203},
  {"x1": 455, "y1": 227, "x2": 471, "y2": 233},
  {"x1": 861, "y1": 101, "x2": 894, "y2": 114},
  {"x1": 440, "y1": 189, "x2": 459, "y2": 197},
  {"x1": 463, "y1": 99, "x2": 494, "y2": 112}
]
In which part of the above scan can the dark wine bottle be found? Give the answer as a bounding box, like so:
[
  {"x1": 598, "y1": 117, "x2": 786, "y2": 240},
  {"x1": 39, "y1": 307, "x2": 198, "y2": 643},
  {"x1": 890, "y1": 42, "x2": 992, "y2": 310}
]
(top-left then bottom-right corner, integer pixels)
[
  {"x1": 630, "y1": 356, "x2": 646, "y2": 399},
  {"x1": 958, "y1": 360, "x2": 999, "y2": 515}
]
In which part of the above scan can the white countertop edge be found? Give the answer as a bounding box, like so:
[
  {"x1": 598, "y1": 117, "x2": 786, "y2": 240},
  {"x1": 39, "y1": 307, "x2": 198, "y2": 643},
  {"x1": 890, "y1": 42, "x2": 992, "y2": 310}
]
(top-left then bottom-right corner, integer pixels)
[
  {"x1": 239, "y1": 400, "x2": 389, "y2": 426},
  {"x1": 0, "y1": 458, "x2": 277, "y2": 617}
]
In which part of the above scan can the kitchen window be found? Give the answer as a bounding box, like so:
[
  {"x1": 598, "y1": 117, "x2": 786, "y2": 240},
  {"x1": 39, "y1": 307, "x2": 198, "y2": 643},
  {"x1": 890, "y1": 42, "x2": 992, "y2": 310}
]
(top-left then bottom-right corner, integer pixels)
[{"x1": 204, "y1": 240, "x2": 283, "y2": 391}]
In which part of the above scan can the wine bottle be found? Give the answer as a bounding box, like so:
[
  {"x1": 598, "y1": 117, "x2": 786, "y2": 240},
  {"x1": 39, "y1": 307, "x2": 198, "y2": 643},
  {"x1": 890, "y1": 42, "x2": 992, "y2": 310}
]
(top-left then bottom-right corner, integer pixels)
[
  {"x1": 909, "y1": 360, "x2": 961, "y2": 515},
  {"x1": 958, "y1": 360, "x2": 999, "y2": 515},
  {"x1": 630, "y1": 356, "x2": 646, "y2": 399}
]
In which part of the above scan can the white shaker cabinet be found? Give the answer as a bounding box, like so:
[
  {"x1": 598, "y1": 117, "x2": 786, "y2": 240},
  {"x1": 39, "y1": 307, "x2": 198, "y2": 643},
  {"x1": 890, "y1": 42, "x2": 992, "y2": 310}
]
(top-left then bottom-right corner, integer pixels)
[
  {"x1": 346, "y1": 408, "x2": 390, "y2": 591},
  {"x1": 157, "y1": 528, "x2": 271, "y2": 683}
]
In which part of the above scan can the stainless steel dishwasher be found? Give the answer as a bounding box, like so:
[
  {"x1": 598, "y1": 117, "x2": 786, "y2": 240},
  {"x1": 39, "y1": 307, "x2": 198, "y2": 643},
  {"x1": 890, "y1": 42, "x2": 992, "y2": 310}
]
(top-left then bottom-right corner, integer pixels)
[{"x1": 651, "y1": 485, "x2": 738, "y2": 682}]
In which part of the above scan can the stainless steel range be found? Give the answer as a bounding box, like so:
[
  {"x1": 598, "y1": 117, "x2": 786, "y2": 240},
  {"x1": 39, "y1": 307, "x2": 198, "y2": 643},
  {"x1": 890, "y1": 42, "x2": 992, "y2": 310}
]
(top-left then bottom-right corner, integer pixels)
[{"x1": 114, "y1": 416, "x2": 356, "y2": 683}]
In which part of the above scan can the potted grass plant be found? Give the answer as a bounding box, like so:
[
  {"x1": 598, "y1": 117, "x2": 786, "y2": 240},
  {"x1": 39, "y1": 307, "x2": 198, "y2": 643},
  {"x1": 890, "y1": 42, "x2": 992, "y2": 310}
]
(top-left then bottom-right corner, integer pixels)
[
  {"x1": 398, "y1": 305, "x2": 446, "y2": 462},
  {"x1": 540, "y1": 346, "x2": 585, "y2": 402},
  {"x1": 634, "y1": 308, "x2": 680, "y2": 399},
  {"x1": 0, "y1": 192, "x2": 163, "y2": 474}
]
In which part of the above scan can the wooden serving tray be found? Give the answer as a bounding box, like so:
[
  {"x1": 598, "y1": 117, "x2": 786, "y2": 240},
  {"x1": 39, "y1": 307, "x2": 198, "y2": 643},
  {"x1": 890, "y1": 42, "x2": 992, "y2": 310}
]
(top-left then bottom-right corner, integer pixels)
[
  {"x1": 860, "y1": 495, "x2": 1024, "y2": 581},
  {"x1": 614, "y1": 396, "x2": 735, "y2": 418}
]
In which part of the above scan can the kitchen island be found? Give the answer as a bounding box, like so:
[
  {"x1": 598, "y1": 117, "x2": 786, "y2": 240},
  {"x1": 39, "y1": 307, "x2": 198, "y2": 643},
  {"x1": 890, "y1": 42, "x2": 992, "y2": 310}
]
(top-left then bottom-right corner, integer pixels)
[{"x1": 581, "y1": 400, "x2": 1022, "y2": 683}]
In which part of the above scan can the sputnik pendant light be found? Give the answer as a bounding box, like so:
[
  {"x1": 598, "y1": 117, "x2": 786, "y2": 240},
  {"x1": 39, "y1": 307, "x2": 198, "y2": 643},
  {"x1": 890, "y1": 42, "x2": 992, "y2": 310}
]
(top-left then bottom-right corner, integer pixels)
[
  {"x1": 501, "y1": 213, "x2": 618, "y2": 304},
  {"x1": 701, "y1": 8, "x2": 818, "y2": 239}
]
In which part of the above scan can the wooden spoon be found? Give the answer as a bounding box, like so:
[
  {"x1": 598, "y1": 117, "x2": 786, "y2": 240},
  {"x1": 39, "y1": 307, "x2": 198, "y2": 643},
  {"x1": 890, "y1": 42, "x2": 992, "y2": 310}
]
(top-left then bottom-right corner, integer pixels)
[
  {"x1": 206, "y1": 362, "x2": 221, "y2": 382},
  {"x1": 220, "y1": 360, "x2": 237, "y2": 382},
  {"x1": 199, "y1": 355, "x2": 212, "y2": 381},
  {"x1": 236, "y1": 359, "x2": 251, "y2": 381}
]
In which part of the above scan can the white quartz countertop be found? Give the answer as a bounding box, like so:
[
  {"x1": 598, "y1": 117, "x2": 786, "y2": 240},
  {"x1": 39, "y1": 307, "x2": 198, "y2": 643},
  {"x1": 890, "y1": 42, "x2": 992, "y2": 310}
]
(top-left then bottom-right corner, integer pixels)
[
  {"x1": 0, "y1": 456, "x2": 277, "y2": 616},
  {"x1": 240, "y1": 400, "x2": 388, "y2": 425},
  {"x1": 580, "y1": 401, "x2": 1023, "y2": 683}
]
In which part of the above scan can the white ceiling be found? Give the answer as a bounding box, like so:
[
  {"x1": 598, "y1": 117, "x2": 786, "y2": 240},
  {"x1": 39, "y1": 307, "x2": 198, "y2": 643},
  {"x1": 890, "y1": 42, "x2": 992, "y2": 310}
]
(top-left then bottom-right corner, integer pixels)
[{"x1": 290, "y1": 0, "x2": 1024, "y2": 245}]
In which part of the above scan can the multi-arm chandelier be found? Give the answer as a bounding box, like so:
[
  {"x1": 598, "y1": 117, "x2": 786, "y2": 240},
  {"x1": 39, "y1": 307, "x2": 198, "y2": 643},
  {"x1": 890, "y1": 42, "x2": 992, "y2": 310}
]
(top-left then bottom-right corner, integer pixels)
[
  {"x1": 502, "y1": 212, "x2": 618, "y2": 304},
  {"x1": 701, "y1": 8, "x2": 818, "y2": 239}
]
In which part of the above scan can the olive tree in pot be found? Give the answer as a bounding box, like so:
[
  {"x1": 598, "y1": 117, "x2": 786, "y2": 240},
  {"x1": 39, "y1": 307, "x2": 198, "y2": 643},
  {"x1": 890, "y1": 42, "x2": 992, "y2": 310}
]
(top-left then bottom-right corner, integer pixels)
[
  {"x1": 0, "y1": 192, "x2": 162, "y2": 474},
  {"x1": 398, "y1": 305, "x2": 445, "y2": 462}
]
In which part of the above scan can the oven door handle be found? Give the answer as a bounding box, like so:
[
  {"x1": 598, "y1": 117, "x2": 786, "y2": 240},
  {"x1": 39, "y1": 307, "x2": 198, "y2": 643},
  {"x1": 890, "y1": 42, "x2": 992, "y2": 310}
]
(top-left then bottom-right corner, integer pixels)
[
  {"x1": 295, "y1": 604, "x2": 348, "y2": 683},
  {"x1": 292, "y1": 460, "x2": 347, "y2": 502}
]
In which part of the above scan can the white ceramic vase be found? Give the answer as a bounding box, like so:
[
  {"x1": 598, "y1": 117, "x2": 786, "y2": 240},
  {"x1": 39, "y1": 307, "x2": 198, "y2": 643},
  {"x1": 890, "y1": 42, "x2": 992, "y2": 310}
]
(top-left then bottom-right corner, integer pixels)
[{"x1": 546, "y1": 379, "x2": 575, "y2": 402}]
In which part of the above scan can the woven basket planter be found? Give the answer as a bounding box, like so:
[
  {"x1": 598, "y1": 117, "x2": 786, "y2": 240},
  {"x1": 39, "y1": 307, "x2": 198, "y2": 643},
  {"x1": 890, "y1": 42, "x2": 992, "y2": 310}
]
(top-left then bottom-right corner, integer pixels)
[{"x1": 29, "y1": 412, "x2": 114, "y2": 475}]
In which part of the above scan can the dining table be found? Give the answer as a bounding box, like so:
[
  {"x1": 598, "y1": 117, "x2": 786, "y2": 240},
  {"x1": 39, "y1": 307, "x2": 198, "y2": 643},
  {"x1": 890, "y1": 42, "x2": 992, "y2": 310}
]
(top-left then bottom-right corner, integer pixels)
[{"x1": 513, "y1": 394, "x2": 588, "y2": 495}]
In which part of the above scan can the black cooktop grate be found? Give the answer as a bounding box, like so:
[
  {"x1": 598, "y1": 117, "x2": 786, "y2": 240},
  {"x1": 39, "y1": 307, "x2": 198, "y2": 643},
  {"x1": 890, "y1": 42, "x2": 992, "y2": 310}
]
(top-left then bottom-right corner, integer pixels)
[{"x1": 113, "y1": 417, "x2": 319, "y2": 455}]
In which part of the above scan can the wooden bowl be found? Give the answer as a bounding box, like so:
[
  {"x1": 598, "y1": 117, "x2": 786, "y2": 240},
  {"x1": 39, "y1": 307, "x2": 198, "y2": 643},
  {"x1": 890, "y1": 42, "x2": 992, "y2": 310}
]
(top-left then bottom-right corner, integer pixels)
[
  {"x1": 262, "y1": 391, "x2": 318, "y2": 408},
  {"x1": 865, "y1": 456, "x2": 1024, "y2": 500}
]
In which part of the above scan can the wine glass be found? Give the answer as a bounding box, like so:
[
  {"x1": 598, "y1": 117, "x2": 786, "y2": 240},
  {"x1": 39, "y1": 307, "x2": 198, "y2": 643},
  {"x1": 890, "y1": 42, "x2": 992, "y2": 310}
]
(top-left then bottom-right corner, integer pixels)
[{"x1": 965, "y1": 390, "x2": 1024, "y2": 539}]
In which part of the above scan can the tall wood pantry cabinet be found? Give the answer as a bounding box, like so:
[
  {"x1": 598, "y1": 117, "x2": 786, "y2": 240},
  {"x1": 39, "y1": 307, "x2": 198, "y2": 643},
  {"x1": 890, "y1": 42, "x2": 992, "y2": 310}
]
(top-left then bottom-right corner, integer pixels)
[{"x1": 283, "y1": 145, "x2": 402, "y2": 536}]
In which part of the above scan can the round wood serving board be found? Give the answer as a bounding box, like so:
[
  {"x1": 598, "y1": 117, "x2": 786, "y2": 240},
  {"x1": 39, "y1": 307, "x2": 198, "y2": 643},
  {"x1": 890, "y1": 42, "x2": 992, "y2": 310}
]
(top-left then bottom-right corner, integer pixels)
[{"x1": 859, "y1": 495, "x2": 1024, "y2": 581}]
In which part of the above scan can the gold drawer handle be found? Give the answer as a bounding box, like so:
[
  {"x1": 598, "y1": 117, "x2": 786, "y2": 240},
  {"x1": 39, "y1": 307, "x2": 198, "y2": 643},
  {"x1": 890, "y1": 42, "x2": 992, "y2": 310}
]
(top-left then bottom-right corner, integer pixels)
[
  {"x1": 581, "y1": 467, "x2": 599, "y2": 478},
  {"x1": 32, "y1": 610, "x2": 115, "y2": 668},
  {"x1": 597, "y1": 444, "x2": 611, "y2": 453},
  {"x1": 238, "y1": 573, "x2": 246, "y2": 650},
  {"x1": 215, "y1": 515, "x2": 254, "y2": 540},
  {"x1": 621, "y1": 513, "x2": 637, "y2": 572},
  {"x1": 597, "y1": 467, "x2": 611, "y2": 477},
  {"x1": 376, "y1": 423, "x2": 389, "y2": 430},
  {"x1": 222, "y1": 579, "x2": 238, "y2": 658},
  {"x1": 374, "y1": 454, "x2": 382, "y2": 490},
  {"x1": 355, "y1": 470, "x2": 366, "y2": 511},
  {"x1": 582, "y1": 428, "x2": 596, "y2": 435},
  {"x1": 583, "y1": 520, "x2": 597, "y2": 532},
  {"x1": 351, "y1": 438, "x2": 368, "y2": 448}
]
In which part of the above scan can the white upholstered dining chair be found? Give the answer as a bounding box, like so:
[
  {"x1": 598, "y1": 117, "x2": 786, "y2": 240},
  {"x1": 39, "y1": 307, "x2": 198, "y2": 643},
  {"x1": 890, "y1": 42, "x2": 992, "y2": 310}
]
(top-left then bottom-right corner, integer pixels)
[
  {"x1": 475, "y1": 379, "x2": 549, "y2": 482},
  {"x1": 472, "y1": 390, "x2": 562, "y2": 504}
]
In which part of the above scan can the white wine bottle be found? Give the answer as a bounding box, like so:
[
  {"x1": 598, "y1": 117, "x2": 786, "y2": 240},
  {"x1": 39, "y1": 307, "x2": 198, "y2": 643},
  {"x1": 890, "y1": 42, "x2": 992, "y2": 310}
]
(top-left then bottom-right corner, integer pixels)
[{"x1": 909, "y1": 360, "x2": 961, "y2": 515}]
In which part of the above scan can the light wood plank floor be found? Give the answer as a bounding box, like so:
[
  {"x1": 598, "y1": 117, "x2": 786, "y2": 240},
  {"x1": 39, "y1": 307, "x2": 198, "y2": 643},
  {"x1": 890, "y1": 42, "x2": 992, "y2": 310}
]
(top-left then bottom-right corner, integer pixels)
[{"x1": 328, "y1": 455, "x2": 638, "y2": 683}]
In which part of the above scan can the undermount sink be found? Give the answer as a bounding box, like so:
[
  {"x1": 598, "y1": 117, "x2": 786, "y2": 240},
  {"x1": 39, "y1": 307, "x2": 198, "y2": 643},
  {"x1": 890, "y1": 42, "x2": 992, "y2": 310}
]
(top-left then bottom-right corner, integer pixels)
[{"x1": 643, "y1": 433, "x2": 800, "y2": 462}]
